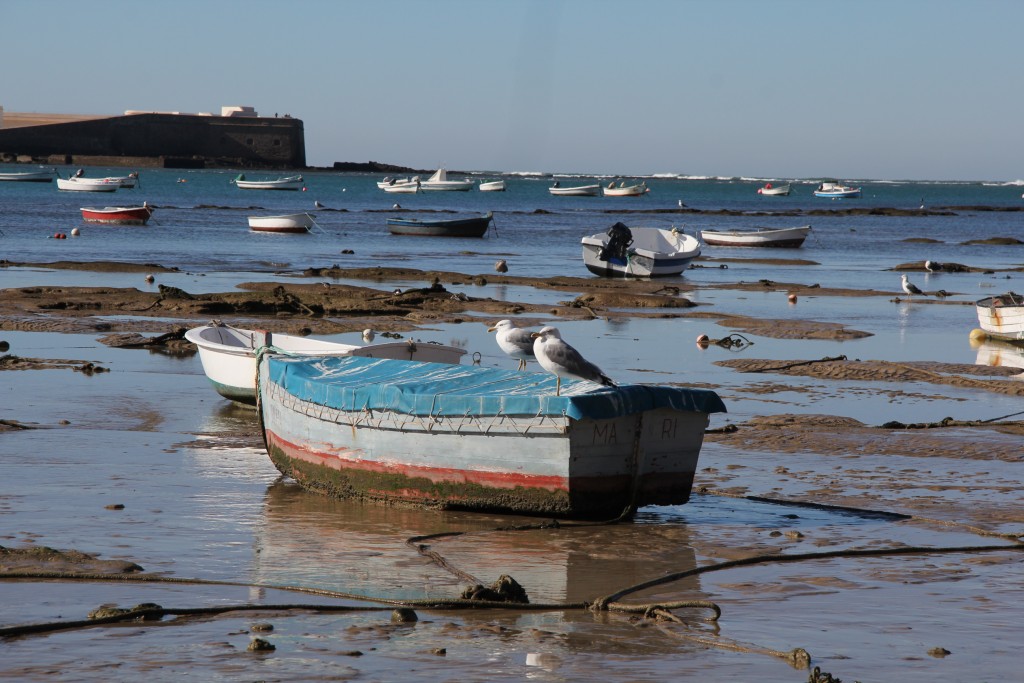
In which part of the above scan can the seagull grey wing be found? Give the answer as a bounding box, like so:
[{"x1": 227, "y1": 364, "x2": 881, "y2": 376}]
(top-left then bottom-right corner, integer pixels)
[
  {"x1": 548, "y1": 340, "x2": 606, "y2": 383},
  {"x1": 507, "y1": 328, "x2": 536, "y2": 356}
]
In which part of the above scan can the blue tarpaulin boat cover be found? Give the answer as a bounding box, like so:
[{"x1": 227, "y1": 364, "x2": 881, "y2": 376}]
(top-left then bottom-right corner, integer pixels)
[{"x1": 265, "y1": 355, "x2": 726, "y2": 421}]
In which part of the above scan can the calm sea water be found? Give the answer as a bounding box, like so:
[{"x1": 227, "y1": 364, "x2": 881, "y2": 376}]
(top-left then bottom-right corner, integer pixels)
[{"x1": 1, "y1": 166, "x2": 1022, "y2": 279}]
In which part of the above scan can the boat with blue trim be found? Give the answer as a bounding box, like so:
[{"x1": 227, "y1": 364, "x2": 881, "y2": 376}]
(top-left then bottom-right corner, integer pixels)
[{"x1": 256, "y1": 354, "x2": 726, "y2": 518}]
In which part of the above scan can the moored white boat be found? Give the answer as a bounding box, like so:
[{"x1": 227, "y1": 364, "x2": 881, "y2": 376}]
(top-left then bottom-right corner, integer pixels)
[
  {"x1": 232, "y1": 174, "x2": 304, "y2": 190},
  {"x1": 549, "y1": 182, "x2": 601, "y2": 196},
  {"x1": 0, "y1": 169, "x2": 55, "y2": 182},
  {"x1": 382, "y1": 180, "x2": 420, "y2": 194},
  {"x1": 602, "y1": 179, "x2": 648, "y2": 196},
  {"x1": 185, "y1": 324, "x2": 468, "y2": 405},
  {"x1": 247, "y1": 213, "x2": 315, "y2": 233},
  {"x1": 256, "y1": 354, "x2": 726, "y2": 518},
  {"x1": 814, "y1": 180, "x2": 861, "y2": 198},
  {"x1": 699, "y1": 225, "x2": 812, "y2": 248},
  {"x1": 80, "y1": 204, "x2": 154, "y2": 225},
  {"x1": 478, "y1": 179, "x2": 506, "y2": 192},
  {"x1": 418, "y1": 167, "x2": 474, "y2": 191},
  {"x1": 101, "y1": 171, "x2": 139, "y2": 188},
  {"x1": 974, "y1": 292, "x2": 1024, "y2": 343},
  {"x1": 581, "y1": 224, "x2": 701, "y2": 278},
  {"x1": 378, "y1": 176, "x2": 419, "y2": 190},
  {"x1": 757, "y1": 182, "x2": 791, "y2": 196},
  {"x1": 56, "y1": 176, "x2": 119, "y2": 192}
]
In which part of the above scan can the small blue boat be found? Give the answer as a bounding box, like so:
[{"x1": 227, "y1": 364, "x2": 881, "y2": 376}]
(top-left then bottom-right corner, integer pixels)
[
  {"x1": 257, "y1": 355, "x2": 726, "y2": 518},
  {"x1": 814, "y1": 180, "x2": 861, "y2": 198}
]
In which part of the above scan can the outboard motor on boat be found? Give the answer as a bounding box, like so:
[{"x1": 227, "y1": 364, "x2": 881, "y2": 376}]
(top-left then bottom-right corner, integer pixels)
[{"x1": 598, "y1": 222, "x2": 633, "y2": 262}]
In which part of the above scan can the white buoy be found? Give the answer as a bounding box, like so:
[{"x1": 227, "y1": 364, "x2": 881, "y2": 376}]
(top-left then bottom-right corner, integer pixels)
[{"x1": 70, "y1": 227, "x2": 80, "y2": 236}]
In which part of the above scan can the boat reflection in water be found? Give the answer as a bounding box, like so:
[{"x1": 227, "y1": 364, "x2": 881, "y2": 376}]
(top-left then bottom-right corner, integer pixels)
[
  {"x1": 971, "y1": 338, "x2": 1024, "y2": 376},
  {"x1": 254, "y1": 481, "x2": 702, "y2": 607}
]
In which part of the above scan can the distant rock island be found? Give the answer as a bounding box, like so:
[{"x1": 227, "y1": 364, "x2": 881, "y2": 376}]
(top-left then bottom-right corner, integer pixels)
[{"x1": 330, "y1": 161, "x2": 465, "y2": 175}]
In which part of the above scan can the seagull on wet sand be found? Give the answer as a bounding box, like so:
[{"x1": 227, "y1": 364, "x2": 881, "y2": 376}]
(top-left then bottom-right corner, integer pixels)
[
  {"x1": 924, "y1": 260, "x2": 943, "y2": 273},
  {"x1": 362, "y1": 328, "x2": 375, "y2": 342},
  {"x1": 530, "y1": 326, "x2": 615, "y2": 395},
  {"x1": 901, "y1": 273, "x2": 923, "y2": 298},
  {"x1": 488, "y1": 319, "x2": 534, "y2": 370}
]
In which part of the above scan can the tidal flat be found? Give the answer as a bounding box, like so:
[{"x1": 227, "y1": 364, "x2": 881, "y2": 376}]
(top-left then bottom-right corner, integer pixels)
[{"x1": 1, "y1": 260, "x2": 1022, "y2": 682}]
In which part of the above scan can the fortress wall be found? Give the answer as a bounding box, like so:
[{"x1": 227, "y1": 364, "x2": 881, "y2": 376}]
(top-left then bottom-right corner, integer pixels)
[{"x1": 0, "y1": 113, "x2": 305, "y2": 168}]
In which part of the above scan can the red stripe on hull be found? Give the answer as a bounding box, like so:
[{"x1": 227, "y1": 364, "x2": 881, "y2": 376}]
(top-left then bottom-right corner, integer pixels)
[{"x1": 267, "y1": 430, "x2": 569, "y2": 491}]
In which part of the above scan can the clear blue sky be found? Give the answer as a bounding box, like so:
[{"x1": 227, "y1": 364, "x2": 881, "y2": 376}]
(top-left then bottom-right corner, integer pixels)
[{"x1": 4, "y1": 0, "x2": 1022, "y2": 181}]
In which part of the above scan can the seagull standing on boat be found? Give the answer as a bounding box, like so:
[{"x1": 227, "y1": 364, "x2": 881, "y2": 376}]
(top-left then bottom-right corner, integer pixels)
[
  {"x1": 488, "y1": 319, "x2": 535, "y2": 370},
  {"x1": 530, "y1": 326, "x2": 615, "y2": 395},
  {"x1": 901, "y1": 273, "x2": 923, "y2": 298}
]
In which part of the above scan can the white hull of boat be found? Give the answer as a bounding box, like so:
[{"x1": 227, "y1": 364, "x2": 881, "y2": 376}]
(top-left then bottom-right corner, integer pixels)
[
  {"x1": 247, "y1": 213, "x2": 315, "y2": 233},
  {"x1": 814, "y1": 181, "x2": 861, "y2": 198},
  {"x1": 757, "y1": 183, "x2": 791, "y2": 196},
  {"x1": 478, "y1": 180, "x2": 506, "y2": 192},
  {"x1": 549, "y1": 184, "x2": 601, "y2": 196},
  {"x1": 57, "y1": 177, "x2": 118, "y2": 192},
  {"x1": 603, "y1": 181, "x2": 648, "y2": 197},
  {"x1": 418, "y1": 167, "x2": 473, "y2": 191},
  {"x1": 102, "y1": 174, "x2": 138, "y2": 188},
  {"x1": 975, "y1": 293, "x2": 1024, "y2": 343},
  {"x1": 582, "y1": 227, "x2": 701, "y2": 278},
  {"x1": 420, "y1": 181, "x2": 474, "y2": 191},
  {"x1": 699, "y1": 225, "x2": 812, "y2": 248},
  {"x1": 382, "y1": 182, "x2": 420, "y2": 194},
  {"x1": 0, "y1": 170, "x2": 54, "y2": 182},
  {"x1": 185, "y1": 325, "x2": 467, "y2": 404},
  {"x1": 233, "y1": 175, "x2": 304, "y2": 191}
]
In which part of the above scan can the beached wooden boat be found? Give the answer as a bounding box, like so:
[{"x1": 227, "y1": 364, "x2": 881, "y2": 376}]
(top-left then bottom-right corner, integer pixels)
[
  {"x1": 256, "y1": 354, "x2": 726, "y2": 518},
  {"x1": 418, "y1": 167, "x2": 474, "y2": 191},
  {"x1": 247, "y1": 213, "x2": 315, "y2": 233},
  {"x1": 549, "y1": 182, "x2": 601, "y2": 196},
  {"x1": 975, "y1": 292, "x2": 1024, "y2": 343},
  {"x1": 699, "y1": 225, "x2": 812, "y2": 248},
  {"x1": 814, "y1": 181, "x2": 861, "y2": 198},
  {"x1": 603, "y1": 179, "x2": 648, "y2": 197},
  {"x1": 386, "y1": 211, "x2": 493, "y2": 237},
  {"x1": 0, "y1": 169, "x2": 54, "y2": 182},
  {"x1": 80, "y1": 204, "x2": 154, "y2": 225},
  {"x1": 56, "y1": 176, "x2": 119, "y2": 192},
  {"x1": 478, "y1": 179, "x2": 506, "y2": 192},
  {"x1": 757, "y1": 182, "x2": 791, "y2": 196},
  {"x1": 581, "y1": 224, "x2": 701, "y2": 278},
  {"x1": 232, "y1": 174, "x2": 304, "y2": 190},
  {"x1": 185, "y1": 324, "x2": 468, "y2": 405}
]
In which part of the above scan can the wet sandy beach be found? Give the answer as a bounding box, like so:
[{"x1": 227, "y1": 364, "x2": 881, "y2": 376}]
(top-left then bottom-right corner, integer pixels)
[{"x1": 1, "y1": 260, "x2": 1022, "y2": 682}]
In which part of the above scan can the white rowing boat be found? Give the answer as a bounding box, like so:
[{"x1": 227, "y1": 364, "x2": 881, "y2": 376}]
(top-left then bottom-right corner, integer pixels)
[{"x1": 185, "y1": 324, "x2": 468, "y2": 405}]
